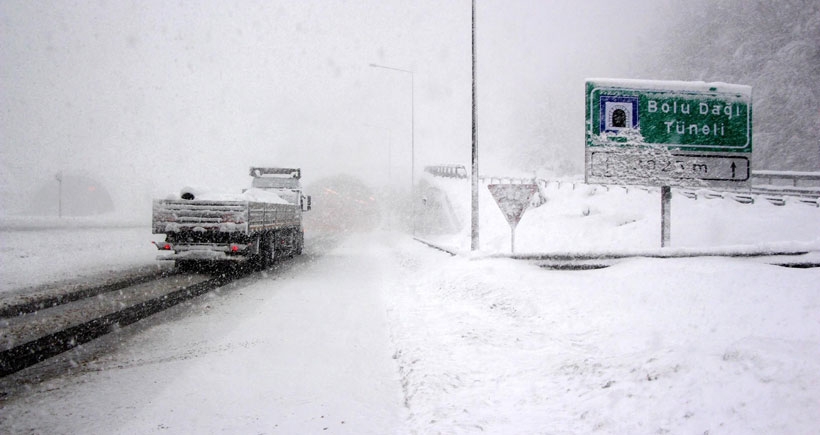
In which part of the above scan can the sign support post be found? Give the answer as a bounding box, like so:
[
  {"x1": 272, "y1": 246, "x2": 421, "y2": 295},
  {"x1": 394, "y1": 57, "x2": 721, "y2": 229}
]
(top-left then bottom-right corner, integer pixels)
[
  {"x1": 470, "y1": 0, "x2": 480, "y2": 252},
  {"x1": 661, "y1": 186, "x2": 671, "y2": 247}
]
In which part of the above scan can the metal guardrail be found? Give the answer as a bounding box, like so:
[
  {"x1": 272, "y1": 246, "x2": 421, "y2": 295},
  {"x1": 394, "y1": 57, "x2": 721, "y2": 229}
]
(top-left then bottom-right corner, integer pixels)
[
  {"x1": 427, "y1": 167, "x2": 820, "y2": 208},
  {"x1": 424, "y1": 164, "x2": 468, "y2": 179},
  {"x1": 752, "y1": 170, "x2": 820, "y2": 187}
]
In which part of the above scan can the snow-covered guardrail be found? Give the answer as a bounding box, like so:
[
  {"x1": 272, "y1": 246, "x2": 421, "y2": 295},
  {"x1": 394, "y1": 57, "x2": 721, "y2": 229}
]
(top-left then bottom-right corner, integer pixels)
[
  {"x1": 468, "y1": 175, "x2": 820, "y2": 207},
  {"x1": 752, "y1": 170, "x2": 820, "y2": 187},
  {"x1": 428, "y1": 168, "x2": 819, "y2": 208}
]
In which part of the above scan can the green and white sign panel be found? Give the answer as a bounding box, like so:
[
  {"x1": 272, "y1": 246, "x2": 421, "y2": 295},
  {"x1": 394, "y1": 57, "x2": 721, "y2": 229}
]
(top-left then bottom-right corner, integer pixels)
[{"x1": 585, "y1": 78, "x2": 752, "y2": 187}]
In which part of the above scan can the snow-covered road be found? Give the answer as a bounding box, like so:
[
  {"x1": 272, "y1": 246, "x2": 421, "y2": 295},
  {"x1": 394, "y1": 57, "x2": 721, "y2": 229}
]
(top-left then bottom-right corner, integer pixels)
[
  {"x1": 1, "y1": 233, "x2": 407, "y2": 434},
  {"x1": 2, "y1": 230, "x2": 819, "y2": 434}
]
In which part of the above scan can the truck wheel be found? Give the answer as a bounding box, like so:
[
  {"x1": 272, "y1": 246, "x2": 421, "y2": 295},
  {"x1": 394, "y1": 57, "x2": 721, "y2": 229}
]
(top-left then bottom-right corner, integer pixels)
[
  {"x1": 267, "y1": 236, "x2": 277, "y2": 265},
  {"x1": 253, "y1": 236, "x2": 267, "y2": 270},
  {"x1": 285, "y1": 230, "x2": 295, "y2": 258},
  {"x1": 295, "y1": 231, "x2": 304, "y2": 255},
  {"x1": 175, "y1": 260, "x2": 196, "y2": 272},
  {"x1": 258, "y1": 234, "x2": 275, "y2": 270}
]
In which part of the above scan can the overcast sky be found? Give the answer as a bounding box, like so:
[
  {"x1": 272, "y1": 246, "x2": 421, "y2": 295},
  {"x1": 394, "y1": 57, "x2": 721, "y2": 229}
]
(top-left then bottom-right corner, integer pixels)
[{"x1": 2, "y1": 0, "x2": 677, "y2": 217}]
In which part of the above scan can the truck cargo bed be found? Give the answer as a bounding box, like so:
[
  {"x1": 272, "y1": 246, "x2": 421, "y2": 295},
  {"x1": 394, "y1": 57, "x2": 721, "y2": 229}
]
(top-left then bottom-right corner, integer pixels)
[{"x1": 152, "y1": 199, "x2": 300, "y2": 235}]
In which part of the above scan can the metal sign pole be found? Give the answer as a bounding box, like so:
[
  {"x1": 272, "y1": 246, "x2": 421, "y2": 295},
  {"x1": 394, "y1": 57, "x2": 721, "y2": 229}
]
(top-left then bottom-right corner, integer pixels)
[
  {"x1": 56, "y1": 172, "x2": 63, "y2": 218},
  {"x1": 661, "y1": 186, "x2": 671, "y2": 247},
  {"x1": 470, "y1": 0, "x2": 480, "y2": 251}
]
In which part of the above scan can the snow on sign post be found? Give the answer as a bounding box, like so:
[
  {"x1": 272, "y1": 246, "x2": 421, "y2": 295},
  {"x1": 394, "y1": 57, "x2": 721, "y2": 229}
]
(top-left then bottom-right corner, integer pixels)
[
  {"x1": 487, "y1": 184, "x2": 538, "y2": 253},
  {"x1": 585, "y1": 78, "x2": 753, "y2": 247}
]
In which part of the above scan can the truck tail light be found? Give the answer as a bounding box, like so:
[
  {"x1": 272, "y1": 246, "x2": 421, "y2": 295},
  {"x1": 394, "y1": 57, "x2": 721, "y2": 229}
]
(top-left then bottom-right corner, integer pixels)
[
  {"x1": 152, "y1": 241, "x2": 173, "y2": 250},
  {"x1": 229, "y1": 244, "x2": 250, "y2": 253}
]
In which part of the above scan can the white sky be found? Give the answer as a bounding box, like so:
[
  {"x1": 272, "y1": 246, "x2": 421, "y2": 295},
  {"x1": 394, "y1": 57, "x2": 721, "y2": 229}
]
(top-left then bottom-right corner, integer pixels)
[{"x1": 1, "y1": 0, "x2": 673, "y2": 216}]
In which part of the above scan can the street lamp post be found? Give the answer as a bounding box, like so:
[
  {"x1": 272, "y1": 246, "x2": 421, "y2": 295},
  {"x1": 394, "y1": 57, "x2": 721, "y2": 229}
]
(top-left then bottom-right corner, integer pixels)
[
  {"x1": 369, "y1": 62, "x2": 415, "y2": 233},
  {"x1": 471, "y1": 0, "x2": 479, "y2": 251}
]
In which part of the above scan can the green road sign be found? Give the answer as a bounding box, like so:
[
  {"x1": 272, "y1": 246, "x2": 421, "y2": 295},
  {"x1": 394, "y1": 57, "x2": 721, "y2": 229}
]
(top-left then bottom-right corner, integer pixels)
[{"x1": 585, "y1": 79, "x2": 752, "y2": 187}]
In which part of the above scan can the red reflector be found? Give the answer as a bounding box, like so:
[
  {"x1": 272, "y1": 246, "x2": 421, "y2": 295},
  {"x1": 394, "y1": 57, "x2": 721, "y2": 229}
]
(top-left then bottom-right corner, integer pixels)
[
  {"x1": 231, "y1": 245, "x2": 239, "y2": 252},
  {"x1": 164, "y1": 244, "x2": 171, "y2": 250}
]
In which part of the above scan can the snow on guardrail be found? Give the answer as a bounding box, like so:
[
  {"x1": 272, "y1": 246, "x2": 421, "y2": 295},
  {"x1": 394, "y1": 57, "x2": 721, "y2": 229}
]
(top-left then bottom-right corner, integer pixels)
[{"x1": 420, "y1": 168, "x2": 820, "y2": 254}]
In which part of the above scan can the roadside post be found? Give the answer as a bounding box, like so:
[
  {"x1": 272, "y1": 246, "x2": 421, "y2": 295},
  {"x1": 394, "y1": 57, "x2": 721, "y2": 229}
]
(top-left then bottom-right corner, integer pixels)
[
  {"x1": 488, "y1": 184, "x2": 539, "y2": 253},
  {"x1": 585, "y1": 79, "x2": 753, "y2": 247}
]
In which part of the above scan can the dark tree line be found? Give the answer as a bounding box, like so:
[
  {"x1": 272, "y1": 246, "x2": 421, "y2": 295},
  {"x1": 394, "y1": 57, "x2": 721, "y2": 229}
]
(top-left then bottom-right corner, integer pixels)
[{"x1": 652, "y1": 0, "x2": 820, "y2": 171}]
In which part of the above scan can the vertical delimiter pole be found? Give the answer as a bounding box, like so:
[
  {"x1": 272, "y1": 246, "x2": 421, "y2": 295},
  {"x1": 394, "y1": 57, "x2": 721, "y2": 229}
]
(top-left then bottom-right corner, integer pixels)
[
  {"x1": 661, "y1": 186, "x2": 671, "y2": 247},
  {"x1": 56, "y1": 172, "x2": 63, "y2": 218},
  {"x1": 411, "y1": 73, "x2": 415, "y2": 190},
  {"x1": 410, "y1": 71, "x2": 416, "y2": 236},
  {"x1": 470, "y1": 0, "x2": 480, "y2": 251}
]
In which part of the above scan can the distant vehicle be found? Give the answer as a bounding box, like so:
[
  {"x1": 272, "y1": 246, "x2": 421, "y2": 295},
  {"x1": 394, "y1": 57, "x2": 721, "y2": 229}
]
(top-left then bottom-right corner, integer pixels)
[{"x1": 152, "y1": 167, "x2": 311, "y2": 268}]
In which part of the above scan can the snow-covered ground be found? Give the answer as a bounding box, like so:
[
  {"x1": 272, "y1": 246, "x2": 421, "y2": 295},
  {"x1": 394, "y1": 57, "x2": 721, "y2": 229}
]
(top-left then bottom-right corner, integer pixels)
[
  {"x1": 0, "y1": 218, "x2": 158, "y2": 293},
  {"x1": 1, "y1": 181, "x2": 819, "y2": 433},
  {"x1": 422, "y1": 176, "x2": 820, "y2": 254},
  {"x1": 387, "y1": 238, "x2": 820, "y2": 433}
]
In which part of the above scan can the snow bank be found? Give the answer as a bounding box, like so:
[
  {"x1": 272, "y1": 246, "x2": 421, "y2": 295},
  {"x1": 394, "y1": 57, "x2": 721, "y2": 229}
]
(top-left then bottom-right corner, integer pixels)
[
  {"x1": 385, "y1": 236, "x2": 820, "y2": 434},
  {"x1": 586, "y1": 78, "x2": 752, "y2": 96},
  {"x1": 0, "y1": 215, "x2": 146, "y2": 231},
  {"x1": 0, "y1": 226, "x2": 159, "y2": 292},
  {"x1": 423, "y1": 177, "x2": 820, "y2": 255}
]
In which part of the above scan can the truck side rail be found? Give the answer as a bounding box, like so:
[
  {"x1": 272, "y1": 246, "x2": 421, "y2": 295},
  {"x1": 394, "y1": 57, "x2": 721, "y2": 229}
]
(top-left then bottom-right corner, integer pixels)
[
  {"x1": 153, "y1": 200, "x2": 300, "y2": 234},
  {"x1": 247, "y1": 202, "x2": 301, "y2": 232}
]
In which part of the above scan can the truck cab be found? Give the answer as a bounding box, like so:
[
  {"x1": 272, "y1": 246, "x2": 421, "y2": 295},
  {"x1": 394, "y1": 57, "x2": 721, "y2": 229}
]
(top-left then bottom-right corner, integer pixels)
[{"x1": 249, "y1": 167, "x2": 312, "y2": 212}]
